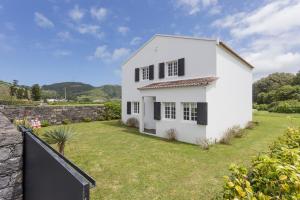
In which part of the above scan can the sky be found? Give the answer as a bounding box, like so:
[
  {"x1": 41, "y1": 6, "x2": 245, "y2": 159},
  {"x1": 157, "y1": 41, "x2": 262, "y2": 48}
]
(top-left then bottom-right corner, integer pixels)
[{"x1": 0, "y1": 0, "x2": 299, "y2": 86}]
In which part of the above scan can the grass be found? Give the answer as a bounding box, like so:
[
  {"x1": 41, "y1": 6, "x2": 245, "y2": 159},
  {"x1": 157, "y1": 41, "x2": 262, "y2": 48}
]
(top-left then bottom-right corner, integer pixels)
[{"x1": 41, "y1": 111, "x2": 300, "y2": 200}]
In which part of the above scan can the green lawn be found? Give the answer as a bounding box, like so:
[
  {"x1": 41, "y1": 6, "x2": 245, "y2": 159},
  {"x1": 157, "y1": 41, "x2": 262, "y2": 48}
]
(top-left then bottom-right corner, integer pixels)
[{"x1": 42, "y1": 111, "x2": 300, "y2": 200}]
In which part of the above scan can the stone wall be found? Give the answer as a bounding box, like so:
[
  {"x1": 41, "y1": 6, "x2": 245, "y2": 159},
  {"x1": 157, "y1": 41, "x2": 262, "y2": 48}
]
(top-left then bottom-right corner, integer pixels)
[
  {"x1": 0, "y1": 112, "x2": 23, "y2": 200},
  {"x1": 0, "y1": 105, "x2": 105, "y2": 125}
]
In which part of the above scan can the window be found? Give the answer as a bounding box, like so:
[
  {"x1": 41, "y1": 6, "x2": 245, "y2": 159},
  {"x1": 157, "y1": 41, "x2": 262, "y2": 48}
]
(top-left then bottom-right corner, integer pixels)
[
  {"x1": 167, "y1": 60, "x2": 178, "y2": 77},
  {"x1": 183, "y1": 103, "x2": 197, "y2": 121},
  {"x1": 164, "y1": 102, "x2": 176, "y2": 119},
  {"x1": 133, "y1": 102, "x2": 139, "y2": 114},
  {"x1": 142, "y1": 67, "x2": 149, "y2": 80}
]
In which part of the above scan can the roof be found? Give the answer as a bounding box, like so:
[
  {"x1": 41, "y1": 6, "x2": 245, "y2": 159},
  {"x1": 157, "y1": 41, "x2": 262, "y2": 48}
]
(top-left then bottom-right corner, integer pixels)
[
  {"x1": 122, "y1": 34, "x2": 254, "y2": 69},
  {"x1": 138, "y1": 77, "x2": 218, "y2": 90}
]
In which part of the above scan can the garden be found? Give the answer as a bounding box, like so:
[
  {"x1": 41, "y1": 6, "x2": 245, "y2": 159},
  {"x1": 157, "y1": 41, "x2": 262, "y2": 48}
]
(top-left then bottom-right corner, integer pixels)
[{"x1": 39, "y1": 111, "x2": 300, "y2": 199}]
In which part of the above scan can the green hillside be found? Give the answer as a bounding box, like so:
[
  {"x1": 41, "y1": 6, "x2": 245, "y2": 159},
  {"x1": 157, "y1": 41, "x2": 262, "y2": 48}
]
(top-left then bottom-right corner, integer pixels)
[
  {"x1": 0, "y1": 81, "x2": 11, "y2": 100},
  {"x1": 42, "y1": 82, "x2": 121, "y2": 101}
]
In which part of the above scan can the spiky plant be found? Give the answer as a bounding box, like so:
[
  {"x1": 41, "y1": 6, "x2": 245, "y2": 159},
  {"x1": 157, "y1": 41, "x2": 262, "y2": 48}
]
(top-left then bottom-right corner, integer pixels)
[{"x1": 43, "y1": 127, "x2": 73, "y2": 155}]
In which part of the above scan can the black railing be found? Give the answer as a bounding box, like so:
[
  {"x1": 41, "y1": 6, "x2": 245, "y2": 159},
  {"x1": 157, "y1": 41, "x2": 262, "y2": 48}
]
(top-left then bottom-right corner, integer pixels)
[{"x1": 19, "y1": 126, "x2": 96, "y2": 200}]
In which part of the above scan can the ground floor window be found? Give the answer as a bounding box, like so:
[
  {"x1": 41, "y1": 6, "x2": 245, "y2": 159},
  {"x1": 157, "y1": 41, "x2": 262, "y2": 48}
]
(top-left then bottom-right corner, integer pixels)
[
  {"x1": 133, "y1": 102, "x2": 139, "y2": 114},
  {"x1": 183, "y1": 103, "x2": 197, "y2": 121},
  {"x1": 164, "y1": 102, "x2": 176, "y2": 119}
]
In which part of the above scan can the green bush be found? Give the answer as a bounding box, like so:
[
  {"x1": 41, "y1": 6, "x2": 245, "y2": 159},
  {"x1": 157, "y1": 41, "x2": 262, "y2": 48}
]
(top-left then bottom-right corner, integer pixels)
[
  {"x1": 41, "y1": 120, "x2": 50, "y2": 127},
  {"x1": 104, "y1": 101, "x2": 121, "y2": 120},
  {"x1": 253, "y1": 103, "x2": 269, "y2": 111},
  {"x1": 222, "y1": 127, "x2": 300, "y2": 199},
  {"x1": 268, "y1": 100, "x2": 300, "y2": 113},
  {"x1": 62, "y1": 119, "x2": 71, "y2": 125},
  {"x1": 83, "y1": 117, "x2": 92, "y2": 122}
]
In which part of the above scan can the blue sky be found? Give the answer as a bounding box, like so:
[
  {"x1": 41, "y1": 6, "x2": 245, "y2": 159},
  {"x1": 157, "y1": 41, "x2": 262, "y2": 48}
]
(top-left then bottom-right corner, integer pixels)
[{"x1": 0, "y1": 0, "x2": 299, "y2": 86}]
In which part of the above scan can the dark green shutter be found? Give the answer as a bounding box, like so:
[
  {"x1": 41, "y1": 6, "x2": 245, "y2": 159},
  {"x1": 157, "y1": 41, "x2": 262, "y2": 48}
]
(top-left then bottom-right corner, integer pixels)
[
  {"x1": 127, "y1": 102, "x2": 131, "y2": 115},
  {"x1": 154, "y1": 102, "x2": 161, "y2": 120},
  {"x1": 197, "y1": 102, "x2": 207, "y2": 125},
  {"x1": 178, "y1": 58, "x2": 185, "y2": 76},
  {"x1": 135, "y1": 68, "x2": 139, "y2": 82},
  {"x1": 159, "y1": 63, "x2": 165, "y2": 78},
  {"x1": 149, "y1": 65, "x2": 154, "y2": 80}
]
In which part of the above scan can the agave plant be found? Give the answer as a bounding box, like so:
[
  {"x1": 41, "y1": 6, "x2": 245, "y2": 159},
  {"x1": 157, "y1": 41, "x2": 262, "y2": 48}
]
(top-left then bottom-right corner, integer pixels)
[{"x1": 43, "y1": 127, "x2": 73, "y2": 155}]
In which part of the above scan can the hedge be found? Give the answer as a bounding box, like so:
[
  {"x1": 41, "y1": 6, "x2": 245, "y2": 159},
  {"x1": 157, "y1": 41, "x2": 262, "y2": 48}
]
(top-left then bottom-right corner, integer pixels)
[{"x1": 221, "y1": 127, "x2": 300, "y2": 199}]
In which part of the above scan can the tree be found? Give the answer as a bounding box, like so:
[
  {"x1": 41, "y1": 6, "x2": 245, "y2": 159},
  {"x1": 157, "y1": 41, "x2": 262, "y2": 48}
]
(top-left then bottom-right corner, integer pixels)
[
  {"x1": 43, "y1": 127, "x2": 73, "y2": 155},
  {"x1": 293, "y1": 71, "x2": 300, "y2": 85},
  {"x1": 24, "y1": 88, "x2": 30, "y2": 100},
  {"x1": 31, "y1": 84, "x2": 41, "y2": 101},
  {"x1": 253, "y1": 73, "x2": 295, "y2": 102},
  {"x1": 9, "y1": 80, "x2": 18, "y2": 100},
  {"x1": 16, "y1": 88, "x2": 24, "y2": 99}
]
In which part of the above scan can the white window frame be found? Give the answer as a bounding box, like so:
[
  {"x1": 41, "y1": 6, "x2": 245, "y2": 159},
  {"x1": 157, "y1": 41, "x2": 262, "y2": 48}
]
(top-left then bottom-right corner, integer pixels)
[
  {"x1": 141, "y1": 67, "x2": 149, "y2": 80},
  {"x1": 182, "y1": 103, "x2": 197, "y2": 122},
  {"x1": 132, "y1": 102, "x2": 139, "y2": 114},
  {"x1": 163, "y1": 102, "x2": 176, "y2": 120},
  {"x1": 166, "y1": 60, "x2": 178, "y2": 77}
]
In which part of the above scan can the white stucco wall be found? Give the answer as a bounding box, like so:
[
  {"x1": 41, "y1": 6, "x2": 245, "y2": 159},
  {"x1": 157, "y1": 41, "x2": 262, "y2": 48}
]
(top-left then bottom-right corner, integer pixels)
[{"x1": 206, "y1": 45, "x2": 253, "y2": 141}]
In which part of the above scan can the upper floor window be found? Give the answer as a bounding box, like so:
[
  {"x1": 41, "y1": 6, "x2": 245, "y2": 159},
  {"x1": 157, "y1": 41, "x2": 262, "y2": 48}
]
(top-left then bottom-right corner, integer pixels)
[
  {"x1": 183, "y1": 103, "x2": 197, "y2": 121},
  {"x1": 142, "y1": 67, "x2": 149, "y2": 80},
  {"x1": 133, "y1": 102, "x2": 139, "y2": 114},
  {"x1": 164, "y1": 102, "x2": 176, "y2": 119},
  {"x1": 167, "y1": 60, "x2": 178, "y2": 77}
]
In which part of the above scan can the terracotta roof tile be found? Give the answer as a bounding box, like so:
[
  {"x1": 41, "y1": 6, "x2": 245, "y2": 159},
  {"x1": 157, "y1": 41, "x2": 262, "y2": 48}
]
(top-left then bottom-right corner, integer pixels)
[{"x1": 138, "y1": 77, "x2": 218, "y2": 90}]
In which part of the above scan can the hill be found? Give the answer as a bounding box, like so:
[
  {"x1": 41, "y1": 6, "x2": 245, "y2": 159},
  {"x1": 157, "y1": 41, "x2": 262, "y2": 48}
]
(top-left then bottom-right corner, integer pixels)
[
  {"x1": 0, "y1": 81, "x2": 11, "y2": 100},
  {"x1": 42, "y1": 82, "x2": 121, "y2": 101}
]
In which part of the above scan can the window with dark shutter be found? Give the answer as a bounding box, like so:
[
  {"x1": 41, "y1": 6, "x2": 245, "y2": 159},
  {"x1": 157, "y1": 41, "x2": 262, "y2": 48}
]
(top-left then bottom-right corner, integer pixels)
[
  {"x1": 127, "y1": 102, "x2": 131, "y2": 115},
  {"x1": 159, "y1": 63, "x2": 165, "y2": 79},
  {"x1": 154, "y1": 102, "x2": 161, "y2": 120},
  {"x1": 178, "y1": 58, "x2": 185, "y2": 76},
  {"x1": 196, "y1": 102, "x2": 207, "y2": 125},
  {"x1": 135, "y1": 68, "x2": 139, "y2": 82},
  {"x1": 149, "y1": 65, "x2": 154, "y2": 80}
]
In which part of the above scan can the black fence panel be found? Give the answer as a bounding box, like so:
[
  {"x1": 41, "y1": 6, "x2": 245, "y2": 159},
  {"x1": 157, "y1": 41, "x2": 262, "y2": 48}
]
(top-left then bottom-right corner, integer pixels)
[{"x1": 20, "y1": 126, "x2": 95, "y2": 200}]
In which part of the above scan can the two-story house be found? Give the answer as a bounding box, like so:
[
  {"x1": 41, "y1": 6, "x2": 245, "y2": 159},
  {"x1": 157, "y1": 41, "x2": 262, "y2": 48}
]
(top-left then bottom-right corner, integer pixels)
[{"x1": 121, "y1": 34, "x2": 253, "y2": 144}]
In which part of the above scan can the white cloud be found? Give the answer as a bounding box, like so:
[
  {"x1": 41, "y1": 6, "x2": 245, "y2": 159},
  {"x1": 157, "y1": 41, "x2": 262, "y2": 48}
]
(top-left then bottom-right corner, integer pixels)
[
  {"x1": 69, "y1": 5, "x2": 85, "y2": 22},
  {"x1": 213, "y1": 0, "x2": 300, "y2": 76},
  {"x1": 57, "y1": 31, "x2": 72, "y2": 41},
  {"x1": 53, "y1": 49, "x2": 72, "y2": 57},
  {"x1": 90, "y1": 7, "x2": 107, "y2": 21},
  {"x1": 175, "y1": 0, "x2": 218, "y2": 15},
  {"x1": 34, "y1": 12, "x2": 54, "y2": 28},
  {"x1": 76, "y1": 24, "x2": 104, "y2": 39},
  {"x1": 89, "y1": 45, "x2": 131, "y2": 62},
  {"x1": 130, "y1": 37, "x2": 142, "y2": 46},
  {"x1": 118, "y1": 26, "x2": 129, "y2": 35},
  {"x1": 112, "y1": 48, "x2": 131, "y2": 60}
]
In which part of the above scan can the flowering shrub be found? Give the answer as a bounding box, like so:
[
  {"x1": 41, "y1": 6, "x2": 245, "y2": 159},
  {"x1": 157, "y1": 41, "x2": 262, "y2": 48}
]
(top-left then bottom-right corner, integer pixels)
[{"x1": 222, "y1": 127, "x2": 300, "y2": 199}]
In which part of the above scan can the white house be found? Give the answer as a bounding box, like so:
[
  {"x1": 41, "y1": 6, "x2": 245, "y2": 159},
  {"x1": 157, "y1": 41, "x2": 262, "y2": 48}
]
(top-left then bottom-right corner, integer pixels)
[{"x1": 121, "y1": 34, "x2": 253, "y2": 144}]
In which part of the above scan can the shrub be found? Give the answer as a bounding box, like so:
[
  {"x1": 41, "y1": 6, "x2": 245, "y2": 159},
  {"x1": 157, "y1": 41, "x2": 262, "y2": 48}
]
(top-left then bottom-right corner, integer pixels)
[
  {"x1": 166, "y1": 129, "x2": 177, "y2": 141},
  {"x1": 83, "y1": 117, "x2": 92, "y2": 122},
  {"x1": 62, "y1": 119, "x2": 71, "y2": 125},
  {"x1": 196, "y1": 138, "x2": 212, "y2": 150},
  {"x1": 245, "y1": 121, "x2": 259, "y2": 129},
  {"x1": 253, "y1": 103, "x2": 269, "y2": 111},
  {"x1": 96, "y1": 115, "x2": 105, "y2": 121},
  {"x1": 222, "y1": 127, "x2": 300, "y2": 199},
  {"x1": 41, "y1": 120, "x2": 50, "y2": 127},
  {"x1": 220, "y1": 126, "x2": 245, "y2": 144},
  {"x1": 43, "y1": 127, "x2": 73, "y2": 155},
  {"x1": 104, "y1": 101, "x2": 121, "y2": 120},
  {"x1": 126, "y1": 117, "x2": 139, "y2": 128},
  {"x1": 268, "y1": 100, "x2": 300, "y2": 113}
]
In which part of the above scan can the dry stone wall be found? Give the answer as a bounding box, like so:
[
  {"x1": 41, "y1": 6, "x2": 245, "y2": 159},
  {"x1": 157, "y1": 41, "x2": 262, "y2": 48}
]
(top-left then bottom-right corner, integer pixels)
[
  {"x1": 0, "y1": 112, "x2": 23, "y2": 200},
  {"x1": 0, "y1": 105, "x2": 105, "y2": 125}
]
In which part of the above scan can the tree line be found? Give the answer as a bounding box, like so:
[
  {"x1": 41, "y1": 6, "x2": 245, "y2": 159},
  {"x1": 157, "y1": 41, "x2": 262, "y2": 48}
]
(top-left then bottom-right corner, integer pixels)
[
  {"x1": 253, "y1": 71, "x2": 300, "y2": 113},
  {"x1": 9, "y1": 80, "x2": 41, "y2": 101}
]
